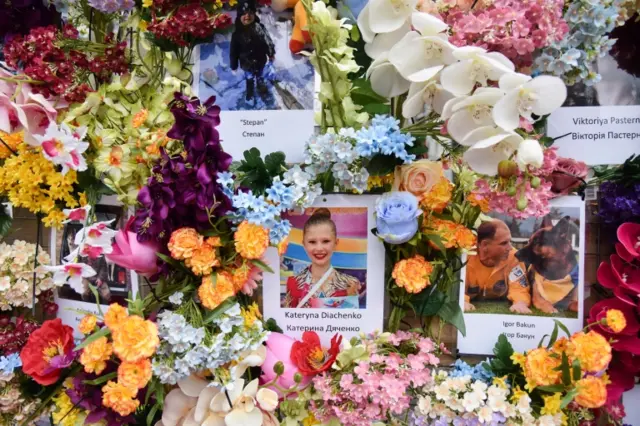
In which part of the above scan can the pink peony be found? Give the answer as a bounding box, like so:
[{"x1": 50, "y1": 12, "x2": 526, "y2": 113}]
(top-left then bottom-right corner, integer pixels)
[
  {"x1": 549, "y1": 156, "x2": 588, "y2": 196},
  {"x1": 616, "y1": 223, "x2": 640, "y2": 262},
  {"x1": 105, "y1": 217, "x2": 159, "y2": 277}
]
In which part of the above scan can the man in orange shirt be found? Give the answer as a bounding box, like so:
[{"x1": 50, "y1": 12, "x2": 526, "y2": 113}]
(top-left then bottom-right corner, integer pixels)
[{"x1": 465, "y1": 219, "x2": 532, "y2": 314}]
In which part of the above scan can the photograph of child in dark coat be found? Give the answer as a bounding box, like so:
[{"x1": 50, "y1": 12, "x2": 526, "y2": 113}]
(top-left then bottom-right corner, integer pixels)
[{"x1": 230, "y1": 0, "x2": 276, "y2": 101}]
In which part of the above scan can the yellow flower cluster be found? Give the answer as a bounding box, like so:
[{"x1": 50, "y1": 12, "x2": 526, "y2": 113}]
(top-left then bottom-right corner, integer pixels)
[
  {"x1": 541, "y1": 393, "x2": 562, "y2": 416},
  {"x1": 366, "y1": 174, "x2": 394, "y2": 191},
  {"x1": 392, "y1": 255, "x2": 434, "y2": 294},
  {"x1": 0, "y1": 142, "x2": 84, "y2": 227},
  {"x1": 241, "y1": 302, "x2": 262, "y2": 329},
  {"x1": 168, "y1": 227, "x2": 221, "y2": 276},
  {"x1": 567, "y1": 331, "x2": 612, "y2": 373},
  {"x1": 605, "y1": 309, "x2": 627, "y2": 333},
  {"x1": 80, "y1": 336, "x2": 113, "y2": 374},
  {"x1": 234, "y1": 221, "x2": 270, "y2": 260},
  {"x1": 424, "y1": 217, "x2": 476, "y2": 251},
  {"x1": 0, "y1": 131, "x2": 22, "y2": 159},
  {"x1": 112, "y1": 314, "x2": 160, "y2": 363},
  {"x1": 52, "y1": 390, "x2": 84, "y2": 426},
  {"x1": 420, "y1": 176, "x2": 453, "y2": 213}
]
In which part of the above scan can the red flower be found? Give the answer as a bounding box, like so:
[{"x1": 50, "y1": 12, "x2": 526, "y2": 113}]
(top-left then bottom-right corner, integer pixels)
[
  {"x1": 290, "y1": 331, "x2": 342, "y2": 376},
  {"x1": 617, "y1": 222, "x2": 640, "y2": 262},
  {"x1": 20, "y1": 318, "x2": 75, "y2": 385},
  {"x1": 589, "y1": 298, "x2": 640, "y2": 337},
  {"x1": 596, "y1": 255, "x2": 640, "y2": 306}
]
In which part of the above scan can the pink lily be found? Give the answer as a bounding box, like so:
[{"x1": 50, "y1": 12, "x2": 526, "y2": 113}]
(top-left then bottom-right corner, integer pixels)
[{"x1": 106, "y1": 217, "x2": 159, "y2": 277}]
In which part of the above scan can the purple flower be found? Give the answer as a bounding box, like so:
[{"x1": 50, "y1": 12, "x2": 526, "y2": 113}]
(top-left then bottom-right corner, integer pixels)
[
  {"x1": 87, "y1": 0, "x2": 135, "y2": 13},
  {"x1": 599, "y1": 182, "x2": 640, "y2": 225},
  {"x1": 168, "y1": 93, "x2": 222, "y2": 153}
]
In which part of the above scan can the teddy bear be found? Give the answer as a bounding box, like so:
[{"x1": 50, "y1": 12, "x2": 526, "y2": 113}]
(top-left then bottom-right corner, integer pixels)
[{"x1": 271, "y1": 0, "x2": 311, "y2": 53}]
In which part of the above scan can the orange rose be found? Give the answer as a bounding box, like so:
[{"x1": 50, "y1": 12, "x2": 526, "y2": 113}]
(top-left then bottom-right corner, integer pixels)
[
  {"x1": 185, "y1": 244, "x2": 220, "y2": 276},
  {"x1": 78, "y1": 314, "x2": 97, "y2": 334},
  {"x1": 575, "y1": 376, "x2": 607, "y2": 408},
  {"x1": 523, "y1": 347, "x2": 561, "y2": 390},
  {"x1": 234, "y1": 221, "x2": 269, "y2": 260},
  {"x1": 393, "y1": 160, "x2": 443, "y2": 198},
  {"x1": 104, "y1": 303, "x2": 128, "y2": 331},
  {"x1": 568, "y1": 331, "x2": 612, "y2": 373},
  {"x1": 112, "y1": 316, "x2": 159, "y2": 363},
  {"x1": 420, "y1": 176, "x2": 453, "y2": 213},
  {"x1": 392, "y1": 255, "x2": 434, "y2": 293},
  {"x1": 102, "y1": 381, "x2": 140, "y2": 416},
  {"x1": 79, "y1": 337, "x2": 113, "y2": 375},
  {"x1": 199, "y1": 271, "x2": 237, "y2": 310},
  {"x1": 118, "y1": 358, "x2": 152, "y2": 390},
  {"x1": 168, "y1": 227, "x2": 203, "y2": 260}
]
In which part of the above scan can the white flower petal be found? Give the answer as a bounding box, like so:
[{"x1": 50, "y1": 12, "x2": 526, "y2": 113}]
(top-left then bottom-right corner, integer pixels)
[
  {"x1": 389, "y1": 33, "x2": 455, "y2": 81},
  {"x1": 243, "y1": 379, "x2": 260, "y2": 398},
  {"x1": 368, "y1": 57, "x2": 410, "y2": 98},
  {"x1": 210, "y1": 390, "x2": 233, "y2": 414},
  {"x1": 256, "y1": 388, "x2": 279, "y2": 412},
  {"x1": 432, "y1": 86, "x2": 455, "y2": 115},
  {"x1": 365, "y1": 20, "x2": 410, "y2": 59},
  {"x1": 162, "y1": 389, "x2": 197, "y2": 426},
  {"x1": 368, "y1": 0, "x2": 418, "y2": 33},
  {"x1": 402, "y1": 82, "x2": 429, "y2": 118},
  {"x1": 440, "y1": 60, "x2": 475, "y2": 95},
  {"x1": 407, "y1": 65, "x2": 444, "y2": 83},
  {"x1": 179, "y1": 377, "x2": 208, "y2": 399},
  {"x1": 462, "y1": 125, "x2": 510, "y2": 147},
  {"x1": 243, "y1": 346, "x2": 267, "y2": 367},
  {"x1": 202, "y1": 414, "x2": 226, "y2": 426},
  {"x1": 411, "y1": 12, "x2": 448, "y2": 35},
  {"x1": 498, "y1": 72, "x2": 531, "y2": 91},
  {"x1": 452, "y1": 45, "x2": 488, "y2": 60},
  {"x1": 526, "y1": 76, "x2": 567, "y2": 116},
  {"x1": 441, "y1": 96, "x2": 467, "y2": 120},
  {"x1": 448, "y1": 109, "x2": 484, "y2": 143},
  {"x1": 516, "y1": 139, "x2": 544, "y2": 169},
  {"x1": 195, "y1": 387, "x2": 220, "y2": 423},
  {"x1": 463, "y1": 144, "x2": 511, "y2": 176},
  {"x1": 182, "y1": 407, "x2": 199, "y2": 426},
  {"x1": 483, "y1": 52, "x2": 515, "y2": 78},
  {"x1": 357, "y1": 3, "x2": 375, "y2": 43},
  {"x1": 491, "y1": 89, "x2": 521, "y2": 131},
  {"x1": 225, "y1": 408, "x2": 263, "y2": 426}
]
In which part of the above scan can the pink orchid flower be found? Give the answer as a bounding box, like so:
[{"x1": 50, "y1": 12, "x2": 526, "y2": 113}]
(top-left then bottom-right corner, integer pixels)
[
  {"x1": 260, "y1": 332, "x2": 310, "y2": 394},
  {"x1": 106, "y1": 217, "x2": 159, "y2": 277},
  {"x1": 596, "y1": 255, "x2": 640, "y2": 306},
  {"x1": 63, "y1": 205, "x2": 91, "y2": 223},
  {"x1": 616, "y1": 222, "x2": 640, "y2": 262}
]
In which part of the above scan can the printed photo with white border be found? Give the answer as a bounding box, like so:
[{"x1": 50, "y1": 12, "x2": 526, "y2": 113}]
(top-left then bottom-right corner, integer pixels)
[
  {"x1": 262, "y1": 194, "x2": 385, "y2": 344},
  {"x1": 51, "y1": 196, "x2": 138, "y2": 337},
  {"x1": 457, "y1": 195, "x2": 586, "y2": 355}
]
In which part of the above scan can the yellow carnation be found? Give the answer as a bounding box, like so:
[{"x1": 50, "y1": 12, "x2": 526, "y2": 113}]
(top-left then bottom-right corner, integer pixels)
[
  {"x1": 112, "y1": 316, "x2": 159, "y2": 362},
  {"x1": 199, "y1": 271, "x2": 237, "y2": 310},
  {"x1": 568, "y1": 331, "x2": 612, "y2": 373},
  {"x1": 392, "y1": 255, "x2": 434, "y2": 294},
  {"x1": 420, "y1": 176, "x2": 453, "y2": 213},
  {"x1": 605, "y1": 309, "x2": 627, "y2": 333},
  {"x1": 78, "y1": 314, "x2": 97, "y2": 334},
  {"x1": 185, "y1": 244, "x2": 220, "y2": 276},
  {"x1": 523, "y1": 347, "x2": 561, "y2": 390},
  {"x1": 80, "y1": 337, "x2": 113, "y2": 375},
  {"x1": 234, "y1": 221, "x2": 269, "y2": 260},
  {"x1": 551, "y1": 336, "x2": 570, "y2": 357},
  {"x1": 102, "y1": 381, "x2": 140, "y2": 416},
  {"x1": 575, "y1": 376, "x2": 607, "y2": 408},
  {"x1": 118, "y1": 358, "x2": 152, "y2": 390},
  {"x1": 168, "y1": 227, "x2": 203, "y2": 260},
  {"x1": 104, "y1": 303, "x2": 128, "y2": 331}
]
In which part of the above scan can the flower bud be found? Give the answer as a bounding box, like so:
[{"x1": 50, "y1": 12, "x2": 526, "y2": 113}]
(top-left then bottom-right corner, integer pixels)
[
  {"x1": 498, "y1": 160, "x2": 517, "y2": 178},
  {"x1": 273, "y1": 361, "x2": 284, "y2": 376},
  {"x1": 517, "y1": 197, "x2": 528, "y2": 211},
  {"x1": 506, "y1": 186, "x2": 517, "y2": 196},
  {"x1": 530, "y1": 176, "x2": 541, "y2": 188},
  {"x1": 293, "y1": 373, "x2": 303, "y2": 384}
]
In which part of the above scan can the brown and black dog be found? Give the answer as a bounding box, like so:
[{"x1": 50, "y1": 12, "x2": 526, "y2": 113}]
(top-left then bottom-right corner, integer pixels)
[{"x1": 516, "y1": 216, "x2": 579, "y2": 314}]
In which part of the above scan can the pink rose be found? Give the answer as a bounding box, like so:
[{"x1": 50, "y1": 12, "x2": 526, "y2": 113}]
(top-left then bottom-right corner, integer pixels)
[
  {"x1": 549, "y1": 156, "x2": 587, "y2": 195},
  {"x1": 392, "y1": 160, "x2": 443, "y2": 198}
]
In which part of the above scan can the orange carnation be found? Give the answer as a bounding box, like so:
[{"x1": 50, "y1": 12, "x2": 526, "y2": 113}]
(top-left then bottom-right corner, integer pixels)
[
  {"x1": 392, "y1": 255, "x2": 434, "y2": 294},
  {"x1": 132, "y1": 109, "x2": 148, "y2": 128},
  {"x1": 575, "y1": 376, "x2": 607, "y2": 408},
  {"x1": 234, "y1": 221, "x2": 269, "y2": 260},
  {"x1": 104, "y1": 303, "x2": 128, "y2": 331},
  {"x1": 118, "y1": 358, "x2": 152, "y2": 390},
  {"x1": 523, "y1": 347, "x2": 561, "y2": 390},
  {"x1": 455, "y1": 226, "x2": 477, "y2": 251},
  {"x1": 78, "y1": 314, "x2": 97, "y2": 334},
  {"x1": 420, "y1": 176, "x2": 453, "y2": 213},
  {"x1": 206, "y1": 236, "x2": 223, "y2": 247},
  {"x1": 551, "y1": 337, "x2": 570, "y2": 357},
  {"x1": 168, "y1": 227, "x2": 203, "y2": 260},
  {"x1": 112, "y1": 316, "x2": 159, "y2": 363},
  {"x1": 468, "y1": 193, "x2": 490, "y2": 213},
  {"x1": 568, "y1": 331, "x2": 612, "y2": 373},
  {"x1": 278, "y1": 237, "x2": 289, "y2": 257},
  {"x1": 232, "y1": 263, "x2": 251, "y2": 291},
  {"x1": 185, "y1": 244, "x2": 220, "y2": 276},
  {"x1": 605, "y1": 309, "x2": 627, "y2": 333},
  {"x1": 79, "y1": 337, "x2": 113, "y2": 375},
  {"x1": 199, "y1": 271, "x2": 237, "y2": 310},
  {"x1": 102, "y1": 381, "x2": 140, "y2": 416}
]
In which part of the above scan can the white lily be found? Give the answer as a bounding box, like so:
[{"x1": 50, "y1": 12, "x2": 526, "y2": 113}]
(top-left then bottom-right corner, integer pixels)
[
  {"x1": 461, "y1": 126, "x2": 524, "y2": 176},
  {"x1": 440, "y1": 46, "x2": 515, "y2": 95},
  {"x1": 516, "y1": 139, "x2": 544, "y2": 170},
  {"x1": 358, "y1": 0, "x2": 418, "y2": 38},
  {"x1": 441, "y1": 87, "x2": 505, "y2": 142},
  {"x1": 388, "y1": 31, "x2": 456, "y2": 82},
  {"x1": 492, "y1": 74, "x2": 567, "y2": 131},
  {"x1": 366, "y1": 52, "x2": 411, "y2": 98},
  {"x1": 402, "y1": 78, "x2": 454, "y2": 118},
  {"x1": 44, "y1": 263, "x2": 97, "y2": 294},
  {"x1": 206, "y1": 379, "x2": 279, "y2": 426}
]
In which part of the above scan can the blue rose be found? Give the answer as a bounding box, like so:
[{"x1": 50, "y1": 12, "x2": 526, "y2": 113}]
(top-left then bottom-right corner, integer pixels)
[{"x1": 375, "y1": 191, "x2": 421, "y2": 244}]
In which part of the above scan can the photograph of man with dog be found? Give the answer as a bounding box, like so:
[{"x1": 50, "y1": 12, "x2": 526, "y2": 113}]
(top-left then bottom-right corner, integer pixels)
[{"x1": 464, "y1": 207, "x2": 581, "y2": 319}]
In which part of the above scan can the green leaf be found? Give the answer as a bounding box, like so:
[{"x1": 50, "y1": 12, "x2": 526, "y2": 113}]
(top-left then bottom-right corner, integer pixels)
[
  {"x1": 537, "y1": 384, "x2": 566, "y2": 393},
  {"x1": 553, "y1": 320, "x2": 572, "y2": 338},
  {"x1": 437, "y1": 300, "x2": 466, "y2": 336},
  {"x1": 203, "y1": 297, "x2": 237, "y2": 323},
  {"x1": 560, "y1": 388, "x2": 578, "y2": 409},
  {"x1": 0, "y1": 211, "x2": 12, "y2": 238},
  {"x1": 547, "y1": 322, "x2": 559, "y2": 348},
  {"x1": 424, "y1": 232, "x2": 447, "y2": 254},
  {"x1": 572, "y1": 359, "x2": 582, "y2": 382},
  {"x1": 538, "y1": 334, "x2": 549, "y2": 348},
  {"x1": 251, "y1": 258, "x2": 274, "y2": 274},
  {"x1": 264, "y1": 318, "x2": 283, "y2": 333},
  {"x1": 264, "y1": 151, "x2": 286, "y2": 177},
  {"x1": 156, "y1": 252, "x2": 185, "y2": 270},
  {"x1": 411, "y1": 289, "x2": 446, "y2": 317},
  {"x1": 408, "y1": 142, "x2": 429, "y2": 156},
  {"x1": 146, "y1": 403, "x2": 160, "y2": 426},
  {"x1": 493, "y1": 334, "x2": 515, "y2": 365},
  {"x1": 366, "y1": 154, "x2": 401, "y2": 176},
  {"x1": 83, "y1": 372, "x2": 117, "y2": 386},
  {"x1": 560, "y1": 351, "x2": 571, "y2": 386},
  {"x1": 74, "y1": 327, "x2": 110, "y2": 351}
]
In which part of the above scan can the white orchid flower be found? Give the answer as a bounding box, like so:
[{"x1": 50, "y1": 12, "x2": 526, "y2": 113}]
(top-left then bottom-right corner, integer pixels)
[
  {"x1": 159, "y1": 388, "x2": 197, "y2": 426},
  {"x1": 402, "y1": 79, "x2": 454, "y2": 118},
  {"x1": 364, "y1": 21, "x2": 411, "y2": 59},
  {"x1": 441, "y1": 87, "x2": 505, "y2": 142},
  {"x1": 44, "y1": 263, "x2": 97, "y2": 294},
  {"x1": 461, "y1": 126, "x2": 524, "y2": 176},
  {"x1": 440, "y1": 46, "x2": 515, "y2": 95},
  {"x1": 366, "y1": 52, "x2": 411, "y2": 98},
  {"x1": 516, "y1": 139, "x2": 544, "y2": 170},
  {"x1": 492, "y1": 74, "x2": 567, "y2": 131},
  {"x1": 208, "y1": 379, "x2": 276, "y2": 426},
  {"x1": 358, "y1": 0, "x2": 418, "y2": 39},
  {"x1": 388, "y1": 31, "x2": 456, "y2": 82},
  {"x1": 233, "y1": 345, "x2": 267, "y2": 379},
  {"x1": 31, "y1": 122, "x2": 90, "y2": 175}
]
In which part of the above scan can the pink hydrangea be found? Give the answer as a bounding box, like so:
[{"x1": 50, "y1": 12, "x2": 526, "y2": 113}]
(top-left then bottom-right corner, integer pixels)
[
  {"x1": 473, "y1": 178, "x2": 554, "y2": 219},
  {"x1": 441, "y1": 0, "x2": 568, "y2": 69}
]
